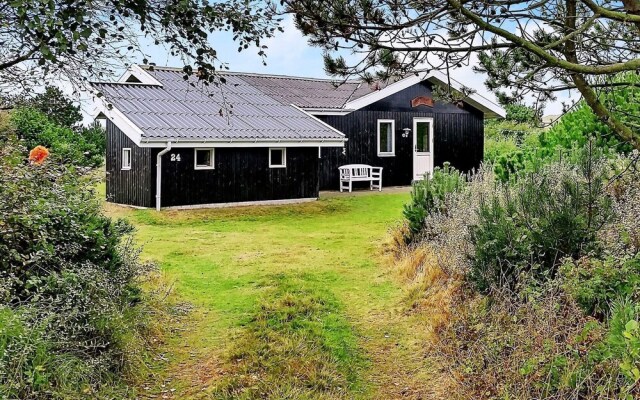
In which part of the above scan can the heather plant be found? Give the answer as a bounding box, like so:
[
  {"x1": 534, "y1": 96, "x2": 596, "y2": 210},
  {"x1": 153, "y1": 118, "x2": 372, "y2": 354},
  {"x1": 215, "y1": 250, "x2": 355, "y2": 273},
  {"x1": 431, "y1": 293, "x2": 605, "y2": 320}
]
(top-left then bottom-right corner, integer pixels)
[
  {"x1": 433, "y1": 287, "x2": 639, "y2": 399},
  {"x1": 0, "y1": 140, "x2": 156, "y2": 398},
  {"x1": 403, "y1": 162, "x2": 466, "y2": 241},
  {"x1": 419, "y1": 165, "x2": 497, "y2": 276}
]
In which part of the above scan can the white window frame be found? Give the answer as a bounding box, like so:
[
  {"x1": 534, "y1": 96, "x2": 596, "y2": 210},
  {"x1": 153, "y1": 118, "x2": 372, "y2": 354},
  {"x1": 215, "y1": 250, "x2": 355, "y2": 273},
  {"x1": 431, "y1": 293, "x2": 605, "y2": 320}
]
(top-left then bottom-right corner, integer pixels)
[
  {"x1": 194, "y1": 148, "x2": 215, "y2": 170},
  {"x1": 269, "y1": 148, "x2": 286, "y2": 168},
  {"x1": 121, "y1": 148, "x2": 131, "y2": 170},
  {"x1": 377, "y1": 119, "x2": 395, "y2": 157}
]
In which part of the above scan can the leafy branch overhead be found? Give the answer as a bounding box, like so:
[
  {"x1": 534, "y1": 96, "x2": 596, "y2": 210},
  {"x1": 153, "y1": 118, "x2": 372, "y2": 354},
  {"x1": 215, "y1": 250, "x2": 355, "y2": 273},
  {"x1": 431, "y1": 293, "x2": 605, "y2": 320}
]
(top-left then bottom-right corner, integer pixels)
[
  {"x1": 0, "y1": 0, "x2": 281, "y2": 91},
  {"x1": 279, "y1": 0, "x2": 640, "y2": 147}
]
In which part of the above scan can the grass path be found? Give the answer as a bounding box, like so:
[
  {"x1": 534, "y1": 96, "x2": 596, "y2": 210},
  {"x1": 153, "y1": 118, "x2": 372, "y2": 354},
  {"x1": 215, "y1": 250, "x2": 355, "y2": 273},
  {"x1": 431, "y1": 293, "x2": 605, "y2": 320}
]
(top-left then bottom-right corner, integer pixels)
[{"x1": 105, "y1": 191, "x2": 434, "y2": 399}]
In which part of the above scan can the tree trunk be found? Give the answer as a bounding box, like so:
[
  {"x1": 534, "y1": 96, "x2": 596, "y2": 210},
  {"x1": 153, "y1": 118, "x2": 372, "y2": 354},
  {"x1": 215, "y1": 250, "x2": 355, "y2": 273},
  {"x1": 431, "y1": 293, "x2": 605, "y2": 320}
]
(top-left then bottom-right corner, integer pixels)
[{"x1": 565, "y1": 0, "x2": 640, "y2": 148}]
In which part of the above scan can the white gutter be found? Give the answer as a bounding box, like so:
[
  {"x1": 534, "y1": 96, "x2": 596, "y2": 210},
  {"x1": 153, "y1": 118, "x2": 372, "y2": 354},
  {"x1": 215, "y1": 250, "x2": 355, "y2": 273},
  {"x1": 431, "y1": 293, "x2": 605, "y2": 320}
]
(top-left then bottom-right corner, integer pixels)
[
  {"x1": 155, "y1": 142, "x2": 172, "y2": 211},
  {"x1": 138, "y1": 139, "x2": 346, "y2": 148}
]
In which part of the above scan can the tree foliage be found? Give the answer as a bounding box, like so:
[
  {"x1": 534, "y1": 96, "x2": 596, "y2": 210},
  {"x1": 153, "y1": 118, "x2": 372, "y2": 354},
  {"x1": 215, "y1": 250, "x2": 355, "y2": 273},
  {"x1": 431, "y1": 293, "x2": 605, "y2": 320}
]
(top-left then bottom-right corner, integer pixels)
[
  {"x1": 13, "y1": 86, "x2": 83, "y2": 127},
  {"x1": 505, "y1": 104, "x2": 538, "y2": 125},
  {"x1": 280, "y1": 0, "x2": 640, "y2": 147},
  {"x1": 0, "y1": 0, "x2": 280, "y2": 93},
  {"x1": 10, "y1": 107, "x2": 105, "y2": 168}
]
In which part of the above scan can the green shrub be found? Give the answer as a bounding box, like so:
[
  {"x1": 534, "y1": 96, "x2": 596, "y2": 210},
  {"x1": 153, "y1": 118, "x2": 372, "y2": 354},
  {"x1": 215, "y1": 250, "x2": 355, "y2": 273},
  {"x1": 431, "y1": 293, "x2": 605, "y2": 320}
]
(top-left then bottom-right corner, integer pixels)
[
  {"x1": 0, "y1": 141, "x2": 152, "y2": 398},
  {"x1": 561, "y1": 255, "x2": 640, "y2": 319},
  {"x1": 469, "y1": 147, "x2": 612, "y2": 293},
  {"x1": 484, "y1": 135, "x2": 518, "y2": 164},
  {"x1": 603, "y1": 300, "x2": 640, "y2": 387},
  {"x1": 505, "y1": 104, "x2": 538, "y2": 124},
  {"x1": 403, "y1": 163, "x2": 466, "y2": 240},
  {"x1": 10, "y1": 107, "x2": 105, "y2": 168},
  {"x1": 483, "y1": 119, "x2": 543, "y2": 181},
  {"x1": 539, "y1": 103, "x2": 633, "y2": 157},
  {"x1": 486, "y1": 73, "x2": 638, "y2": 182}
]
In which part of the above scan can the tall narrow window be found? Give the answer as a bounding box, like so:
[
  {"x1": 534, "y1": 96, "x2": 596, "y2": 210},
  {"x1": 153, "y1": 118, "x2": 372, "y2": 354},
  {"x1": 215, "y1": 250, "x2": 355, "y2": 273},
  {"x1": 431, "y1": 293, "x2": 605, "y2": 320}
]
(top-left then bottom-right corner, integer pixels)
[
  {"x1": 416, "y1": 121, "x2": 431, "y2": 152},
  {"x1": 377, "y1": 120, "x2": 395, "y2": 156},
  {"x1": 122, "y1": 148, "x2": 131, "y2": 170},
  {"x1": 269, "y1": 148, "x2": 286, "y2": 168},
  {"x1": 194, "y1": 148, "x2": 215, "y2": 169}
]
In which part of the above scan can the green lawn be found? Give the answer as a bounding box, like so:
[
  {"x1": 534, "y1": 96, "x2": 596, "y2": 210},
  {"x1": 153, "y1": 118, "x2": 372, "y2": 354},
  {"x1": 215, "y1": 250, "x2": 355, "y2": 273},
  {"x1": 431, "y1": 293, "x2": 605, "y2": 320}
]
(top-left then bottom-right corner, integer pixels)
[{"x1": 105, "y1": 191, "x2": 434, "y2": 399}]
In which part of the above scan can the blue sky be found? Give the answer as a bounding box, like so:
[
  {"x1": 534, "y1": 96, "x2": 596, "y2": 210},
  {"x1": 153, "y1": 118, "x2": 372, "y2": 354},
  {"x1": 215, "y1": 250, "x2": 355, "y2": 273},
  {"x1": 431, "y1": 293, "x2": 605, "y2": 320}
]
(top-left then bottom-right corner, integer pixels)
[{"x1": 81, "y1": 15, "x2": 575, "y2": 119}]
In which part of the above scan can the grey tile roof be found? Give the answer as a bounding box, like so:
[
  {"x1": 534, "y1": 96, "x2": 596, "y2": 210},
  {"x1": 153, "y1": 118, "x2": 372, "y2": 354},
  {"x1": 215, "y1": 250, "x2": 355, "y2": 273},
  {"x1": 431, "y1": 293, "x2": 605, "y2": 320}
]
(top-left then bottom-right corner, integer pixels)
[
  {"x1": 236, "y1": 73, "x2": 369, "y2": 109},
  {"x1": 92, "y1": 68, "x2": 348, "y2": 142}
]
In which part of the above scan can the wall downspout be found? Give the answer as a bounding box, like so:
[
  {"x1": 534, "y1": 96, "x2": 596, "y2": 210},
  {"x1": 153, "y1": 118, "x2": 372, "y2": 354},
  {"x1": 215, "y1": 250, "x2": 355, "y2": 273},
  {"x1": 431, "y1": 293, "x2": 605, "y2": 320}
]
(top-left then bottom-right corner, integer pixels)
[{"x1": 155, "y1": 142, "x2": 172, "y2": 211}]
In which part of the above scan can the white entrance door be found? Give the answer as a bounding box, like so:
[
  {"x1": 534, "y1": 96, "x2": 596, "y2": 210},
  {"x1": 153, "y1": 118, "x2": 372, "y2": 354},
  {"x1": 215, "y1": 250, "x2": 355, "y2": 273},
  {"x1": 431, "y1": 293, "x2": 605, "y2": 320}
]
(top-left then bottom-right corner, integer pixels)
[{"x1": 413, "y1": 117, "x2": 434, "y2": 180}]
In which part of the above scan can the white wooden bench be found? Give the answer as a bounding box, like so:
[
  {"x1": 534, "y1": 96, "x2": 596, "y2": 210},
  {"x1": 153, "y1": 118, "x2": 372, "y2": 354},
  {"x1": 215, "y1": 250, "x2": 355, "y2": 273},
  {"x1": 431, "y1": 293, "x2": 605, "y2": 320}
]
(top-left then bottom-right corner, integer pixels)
[{"x1": 338, "y1": 164, "x2": 383, "y2": 192}]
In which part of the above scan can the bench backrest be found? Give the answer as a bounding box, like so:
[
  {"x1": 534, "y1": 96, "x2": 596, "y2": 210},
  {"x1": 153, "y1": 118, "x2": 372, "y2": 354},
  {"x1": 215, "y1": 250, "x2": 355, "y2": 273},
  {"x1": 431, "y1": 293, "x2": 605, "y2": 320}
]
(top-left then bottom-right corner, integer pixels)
[{"x1": 339, "y1": 164, "x2": 371, "y2": 179}]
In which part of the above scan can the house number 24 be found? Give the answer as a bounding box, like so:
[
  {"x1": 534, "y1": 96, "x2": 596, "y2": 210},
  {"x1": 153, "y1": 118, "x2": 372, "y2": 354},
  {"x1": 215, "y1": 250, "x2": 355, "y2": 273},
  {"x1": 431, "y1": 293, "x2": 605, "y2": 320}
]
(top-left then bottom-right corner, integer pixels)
[{"x1": 170, "y1": 154, "x2": 181, "y2": 162}]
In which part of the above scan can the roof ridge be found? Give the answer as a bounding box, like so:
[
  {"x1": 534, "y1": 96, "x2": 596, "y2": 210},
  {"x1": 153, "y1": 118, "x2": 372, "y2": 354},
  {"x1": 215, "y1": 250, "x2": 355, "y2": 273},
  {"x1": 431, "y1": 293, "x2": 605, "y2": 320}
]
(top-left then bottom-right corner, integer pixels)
[
  {"x1": 139, "y1": 64, "x2": 362, "y2": 84},
  {"x1": 227, "y1": 71, "x2": 362, "y2": 84},
  {"x1": 89, "y1": 81, "x2": 161, "y2": 87}
]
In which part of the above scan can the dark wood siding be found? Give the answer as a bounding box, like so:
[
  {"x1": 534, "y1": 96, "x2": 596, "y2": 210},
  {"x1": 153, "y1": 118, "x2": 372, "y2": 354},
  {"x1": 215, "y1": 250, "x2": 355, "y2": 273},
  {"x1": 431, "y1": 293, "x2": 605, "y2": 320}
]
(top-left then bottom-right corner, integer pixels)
[
  {"x1": 318, "y1": 80, "x2": 484, "y2": 190},
  {"x1": 154, "y1": 147, "x2": 319, "y2": 207},
  {"x1": 105, "y1": 121, "x2": 154, "y2": 207}
]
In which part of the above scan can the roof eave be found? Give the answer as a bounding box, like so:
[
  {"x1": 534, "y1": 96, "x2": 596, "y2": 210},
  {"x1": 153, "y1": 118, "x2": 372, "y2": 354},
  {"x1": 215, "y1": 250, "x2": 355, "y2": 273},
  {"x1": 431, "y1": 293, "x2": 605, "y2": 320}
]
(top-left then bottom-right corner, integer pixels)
[{"x1": 138, "y1": 138, "x2": 347, "y2": 148}]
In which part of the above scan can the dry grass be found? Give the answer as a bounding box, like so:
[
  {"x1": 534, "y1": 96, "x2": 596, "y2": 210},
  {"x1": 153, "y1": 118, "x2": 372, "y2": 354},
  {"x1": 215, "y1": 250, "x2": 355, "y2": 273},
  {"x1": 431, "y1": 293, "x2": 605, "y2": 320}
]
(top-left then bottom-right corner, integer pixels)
[
  {"x1": 377, "y1": 226, "x2": 472, "y2": 398},
  {"x1": 385, "y1": 225, "x2": 466, "y2": 342}
]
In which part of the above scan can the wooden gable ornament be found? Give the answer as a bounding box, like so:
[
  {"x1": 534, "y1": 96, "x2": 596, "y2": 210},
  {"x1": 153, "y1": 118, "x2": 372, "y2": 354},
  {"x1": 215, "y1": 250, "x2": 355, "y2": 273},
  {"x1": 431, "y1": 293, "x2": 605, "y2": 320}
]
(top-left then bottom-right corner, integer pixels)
[{"x1": 411, "y1": 96, "x2": 434, "y2": 108}]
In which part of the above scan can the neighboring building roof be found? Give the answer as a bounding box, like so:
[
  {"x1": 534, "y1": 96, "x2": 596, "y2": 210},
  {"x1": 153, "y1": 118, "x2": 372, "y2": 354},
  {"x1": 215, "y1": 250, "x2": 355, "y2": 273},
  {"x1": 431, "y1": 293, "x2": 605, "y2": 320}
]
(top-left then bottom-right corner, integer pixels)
[
  {"x1": 90, "y1": 65, "x2": 504, "y2": 147},
  {"x1": 542, "y1": 114, "x2": 562, "y2": 126}
]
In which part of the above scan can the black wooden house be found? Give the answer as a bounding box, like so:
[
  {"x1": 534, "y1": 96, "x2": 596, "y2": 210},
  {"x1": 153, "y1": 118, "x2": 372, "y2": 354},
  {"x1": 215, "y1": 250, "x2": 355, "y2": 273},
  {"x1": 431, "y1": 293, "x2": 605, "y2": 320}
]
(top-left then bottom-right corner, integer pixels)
[{"x1": 91, "y1": 65, "x2": 504, "y2": 209}]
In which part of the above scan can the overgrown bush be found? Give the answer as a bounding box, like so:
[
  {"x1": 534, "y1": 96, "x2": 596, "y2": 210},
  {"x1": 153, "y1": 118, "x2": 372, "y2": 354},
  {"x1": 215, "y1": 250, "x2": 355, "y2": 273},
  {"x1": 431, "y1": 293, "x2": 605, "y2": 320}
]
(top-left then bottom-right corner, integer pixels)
[
  {"x1": 469, "y1": 148, "x2": 612, "y2": 292},
  {"x1": 560, "y1": 255, "x2": 640, "y2": 319},
  {"x1": 434, "y1": 289, "x2": 639, "y2": 399},
  {"x1": 396, "y1": 143, "x2": 640, "y2": 399},
  {"x1": 0, "y1": 140, "x2": 154, "y2": 398},
  {"x1": 10, "y1": 107, "x2": 105, "y2": 168},
  {"x1": 403, "y1": 163, "x2": 466, "y2": 241}
]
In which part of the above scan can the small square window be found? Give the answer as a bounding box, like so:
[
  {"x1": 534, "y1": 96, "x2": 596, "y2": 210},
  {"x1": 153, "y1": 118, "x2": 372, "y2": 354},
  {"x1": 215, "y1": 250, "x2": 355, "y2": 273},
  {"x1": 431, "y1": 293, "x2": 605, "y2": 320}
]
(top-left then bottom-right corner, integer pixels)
[
  {"x1": 95, "y1": 117, "x2": 107, "y2": 129},
  {"x1": 377, "y1": 120, "x2": 395, "y2": 156},
  {"x1": 194, "y1": 148, "x2": 215, "y2": 170},
  {"x1": 269, "y1": 148, "x2": 286, "y2": 168},
  {"x1": 122, "y1": 148, "x2": 131, "y2": 170}
]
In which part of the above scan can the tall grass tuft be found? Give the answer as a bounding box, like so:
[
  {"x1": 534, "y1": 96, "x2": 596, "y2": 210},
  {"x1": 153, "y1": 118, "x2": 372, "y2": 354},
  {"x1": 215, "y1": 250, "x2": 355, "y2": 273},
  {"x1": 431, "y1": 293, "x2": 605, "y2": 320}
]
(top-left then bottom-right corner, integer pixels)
[{"x1": 211, "y1": 274, "x2": 365, "y2": 399}]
